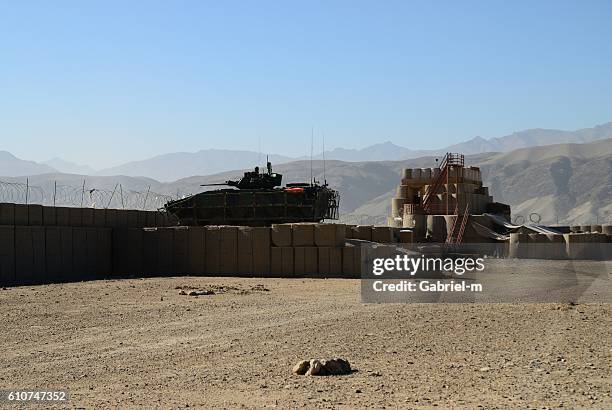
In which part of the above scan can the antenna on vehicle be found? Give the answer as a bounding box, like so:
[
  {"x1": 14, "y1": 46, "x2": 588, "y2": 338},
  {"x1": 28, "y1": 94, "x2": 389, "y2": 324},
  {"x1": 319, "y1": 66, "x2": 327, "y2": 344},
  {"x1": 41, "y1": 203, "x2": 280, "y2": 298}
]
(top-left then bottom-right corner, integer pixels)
[
  {"x1": 322, "y1": 130, "x2": 326, "y2": 185},
  {"x1": 258, "y1": 135, "x2": 262, "y2": 169},
  {"x1": 310, "y1": 127, "x2": 314, "y2": 186}
]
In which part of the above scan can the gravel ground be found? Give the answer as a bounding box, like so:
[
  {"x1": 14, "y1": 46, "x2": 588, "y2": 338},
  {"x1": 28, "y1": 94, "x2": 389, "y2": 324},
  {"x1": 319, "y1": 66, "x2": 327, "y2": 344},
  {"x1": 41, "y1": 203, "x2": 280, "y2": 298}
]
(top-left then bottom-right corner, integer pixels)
[{"x1": 0, "y1": 277, "x2": 610, "y2": 408}]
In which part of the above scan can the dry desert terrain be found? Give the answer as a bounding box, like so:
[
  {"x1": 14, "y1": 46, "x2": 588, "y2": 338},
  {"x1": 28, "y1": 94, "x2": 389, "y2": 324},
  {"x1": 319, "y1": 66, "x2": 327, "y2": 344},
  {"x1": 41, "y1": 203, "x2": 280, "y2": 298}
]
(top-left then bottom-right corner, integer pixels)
[{"x1": 0, "y1": 276, "x2": 610, "y2": 408}]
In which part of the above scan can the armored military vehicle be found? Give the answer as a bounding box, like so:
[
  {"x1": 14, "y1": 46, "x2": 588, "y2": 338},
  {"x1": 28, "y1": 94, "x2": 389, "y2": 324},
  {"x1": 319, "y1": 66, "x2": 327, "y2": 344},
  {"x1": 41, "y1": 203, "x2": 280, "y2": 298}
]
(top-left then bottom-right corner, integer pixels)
[{"x1": 164, "y1": 161, "x2": 339, "y2": 226}]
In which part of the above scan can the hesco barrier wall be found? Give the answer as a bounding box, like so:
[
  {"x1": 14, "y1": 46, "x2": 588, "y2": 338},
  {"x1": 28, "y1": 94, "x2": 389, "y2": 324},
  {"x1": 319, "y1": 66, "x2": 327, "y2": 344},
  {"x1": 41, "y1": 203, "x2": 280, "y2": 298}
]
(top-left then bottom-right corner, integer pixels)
[
  {"x1": 105, "y1": 224, "x2": 382, "y2": 283},
  {"x1": 0, "y1": 202, "x2": 177, "y2": 285},
  {"x1": 0, "y1": 204, "x2": 402, "y2": 286},
  {"x1": 2, "y1": 202, "x2": 610, "y2": 287}
]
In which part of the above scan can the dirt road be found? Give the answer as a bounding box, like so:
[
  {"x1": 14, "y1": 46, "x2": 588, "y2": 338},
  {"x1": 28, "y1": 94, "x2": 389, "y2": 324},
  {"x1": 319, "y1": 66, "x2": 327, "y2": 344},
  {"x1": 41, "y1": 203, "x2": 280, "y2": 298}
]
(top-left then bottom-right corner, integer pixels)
[{"x1": 1, "y1": 277, "x2": 610, "y2": 408}]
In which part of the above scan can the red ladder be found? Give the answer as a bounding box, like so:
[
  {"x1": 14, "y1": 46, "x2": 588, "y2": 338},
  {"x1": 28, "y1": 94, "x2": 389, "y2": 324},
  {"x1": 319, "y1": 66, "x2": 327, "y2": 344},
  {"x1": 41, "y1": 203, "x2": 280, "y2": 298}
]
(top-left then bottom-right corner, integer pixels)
[
  {"x1": 456, "y1": 203, "x2": 470, "y2": 245},
  {"x1": 446, "y1": 202, "x2": 470, "y2": 245},
  {"x1": 445, "y1": 205, "x2": 460, "y2": 245},
  {"x1": 422, "y1": 153, "x2": 465, "y2": 214}
]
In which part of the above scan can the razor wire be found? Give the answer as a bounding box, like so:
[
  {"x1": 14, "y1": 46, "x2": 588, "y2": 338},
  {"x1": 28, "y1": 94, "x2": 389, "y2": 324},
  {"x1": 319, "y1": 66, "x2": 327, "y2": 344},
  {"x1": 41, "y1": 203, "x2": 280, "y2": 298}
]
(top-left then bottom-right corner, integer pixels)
[
  {"x1": 0, "y1": 180, "x2": 174, "y2": 210},
  {"x1": 0, "y1": 181, "x2": 45, "y2": 204}
]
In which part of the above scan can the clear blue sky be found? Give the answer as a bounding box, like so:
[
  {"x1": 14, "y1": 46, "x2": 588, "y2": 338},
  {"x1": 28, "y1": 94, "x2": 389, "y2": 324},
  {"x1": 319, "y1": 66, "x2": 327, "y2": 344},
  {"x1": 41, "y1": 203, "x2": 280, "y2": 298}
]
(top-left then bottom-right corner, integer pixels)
[{"x1": 1, "y1": 0, "x2": 611, "y2": 168}]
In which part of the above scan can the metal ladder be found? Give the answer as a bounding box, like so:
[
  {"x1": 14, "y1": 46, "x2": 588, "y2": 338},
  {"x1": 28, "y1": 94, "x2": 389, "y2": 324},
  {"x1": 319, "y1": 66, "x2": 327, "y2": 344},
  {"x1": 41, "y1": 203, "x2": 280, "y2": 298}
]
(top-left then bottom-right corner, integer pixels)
[
  {"x1": 446, "y1": 202, "x2": 470, "y2": 245},
  {"x1": 422, "y1": 153, "x2": 464, "y2": 214}
]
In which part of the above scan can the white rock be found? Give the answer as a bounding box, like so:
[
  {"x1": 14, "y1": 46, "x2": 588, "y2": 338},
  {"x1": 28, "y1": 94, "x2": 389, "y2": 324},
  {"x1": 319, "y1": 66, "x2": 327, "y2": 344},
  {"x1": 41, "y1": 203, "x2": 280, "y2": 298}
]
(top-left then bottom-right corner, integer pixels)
[{"x1": 306, "y1": 359, "x2": 322, "y2": 376}]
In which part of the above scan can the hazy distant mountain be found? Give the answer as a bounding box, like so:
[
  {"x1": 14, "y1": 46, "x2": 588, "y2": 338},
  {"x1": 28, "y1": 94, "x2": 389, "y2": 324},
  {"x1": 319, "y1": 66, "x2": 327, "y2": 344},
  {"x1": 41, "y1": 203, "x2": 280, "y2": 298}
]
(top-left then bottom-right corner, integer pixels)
[
  {"x1": 307, "y1": 122, "x2": 612, "y2": 163},
  {"x1": 97, "y1": 150, "x2": 294, "y2": 182},
  {"x1": 473, "y1": 138, "x2": 612, "y2": 225},
  {"x1": 43, "y1": 157, "x2": 96, "y2": 175},
  {"x1": 95, "y1": 121, "x2": 612, "y2": 179},
  {"x1": 442, "y1": 122, "x2": 612, "y2": 155},
  {"x1": 2, "y1": 121, "x2": 611, "y2": 184},
  {"x1": 3, "y1": 139, "x2": 610, "y2": 225},
  {"x1": 315, "y1": 141, "x2": 416, "y2": 161},
  {"x1": 0, "y1": 151, "x2": 56, "y2": 177},
  {"x1": 343, "y1": 138, "x2": 612, "y2": 225}
]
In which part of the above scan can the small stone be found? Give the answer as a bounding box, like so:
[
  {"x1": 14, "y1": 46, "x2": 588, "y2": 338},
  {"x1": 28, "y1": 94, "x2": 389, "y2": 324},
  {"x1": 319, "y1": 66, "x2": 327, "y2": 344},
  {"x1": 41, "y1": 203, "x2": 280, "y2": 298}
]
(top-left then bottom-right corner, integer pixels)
[
  {"x1": 294, "y1": 357, "x2": 352, "y2": 376},
  {"x1": 306, "y1": 359, "x2": 322, "y2": 376},
  {"x1": 479, "y1": 367, "x2": 491, "y2": 372},
  {"x1": 333, "y1": 358, "x2": 352, "y2": 374},
  {"x1": 292, "y1": 360, "x2": 310, "y2": 375},
  {"x1": 321, "y1": 358, "x2": 352, "y2": 375}
]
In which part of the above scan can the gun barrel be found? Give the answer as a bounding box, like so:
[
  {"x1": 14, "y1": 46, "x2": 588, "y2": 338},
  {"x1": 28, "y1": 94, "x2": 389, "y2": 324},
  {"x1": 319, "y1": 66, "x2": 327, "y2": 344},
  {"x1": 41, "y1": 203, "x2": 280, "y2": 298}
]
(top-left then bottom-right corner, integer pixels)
[{"x1": 201, "y1": 180, "x2": 239, "y2": 187}]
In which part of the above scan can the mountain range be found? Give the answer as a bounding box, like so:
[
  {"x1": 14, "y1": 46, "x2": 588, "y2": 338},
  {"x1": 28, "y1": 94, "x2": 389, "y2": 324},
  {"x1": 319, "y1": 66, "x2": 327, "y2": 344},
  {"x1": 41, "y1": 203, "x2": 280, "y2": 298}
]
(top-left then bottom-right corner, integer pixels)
[
  {"x1": 2, "y1": 122, "x2": 611, "y2": 180},
  {"x1": 42, "y1": 158, "x2": 96, "y2": 175},
  {"x1": 352, "y1": 138, "x2": 612, "y2": 226},
  {"x1": 2, "y1": 138, "x2": 610, "y2": 226},
  {"x1": 0, "y1": 151, "x2": 55, "y2": 176}
]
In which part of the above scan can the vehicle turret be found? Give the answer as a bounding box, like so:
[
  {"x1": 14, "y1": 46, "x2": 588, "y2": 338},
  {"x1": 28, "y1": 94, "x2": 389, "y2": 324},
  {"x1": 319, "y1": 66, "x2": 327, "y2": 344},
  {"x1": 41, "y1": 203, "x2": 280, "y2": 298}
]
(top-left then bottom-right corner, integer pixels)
[{"x1": 201, "y1": 162, "x2": 282, "y2": 190}]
